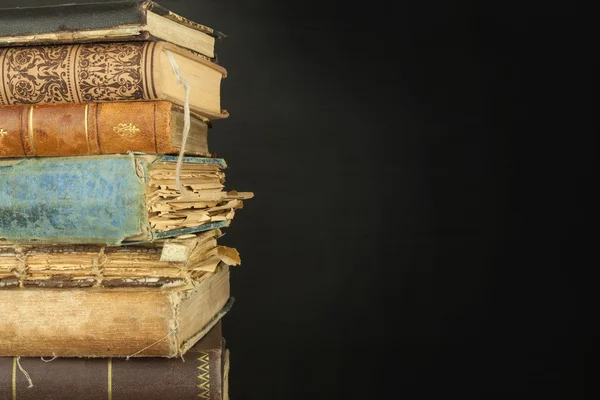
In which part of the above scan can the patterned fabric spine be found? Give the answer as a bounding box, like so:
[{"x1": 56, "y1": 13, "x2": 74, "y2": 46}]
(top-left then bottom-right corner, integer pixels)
[{"x1": 0, "y1": 42, "x2": 157, "y2": 106}]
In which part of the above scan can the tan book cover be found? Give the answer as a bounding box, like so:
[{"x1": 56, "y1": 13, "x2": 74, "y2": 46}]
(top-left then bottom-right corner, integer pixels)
[
  {"x1": 0, "y1": 101, "x2": 210, "y2": 158},
  {"x1": 0, "y1": 267, "x2": 232, "y2": 358}
]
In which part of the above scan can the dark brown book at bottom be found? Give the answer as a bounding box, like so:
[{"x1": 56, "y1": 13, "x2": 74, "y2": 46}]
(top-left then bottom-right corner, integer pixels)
[{"x1": 0, "y1": 322, "x2": 227, "y2": 400}]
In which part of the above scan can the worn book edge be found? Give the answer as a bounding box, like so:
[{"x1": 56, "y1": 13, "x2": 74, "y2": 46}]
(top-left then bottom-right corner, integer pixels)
[
  {"x1": 0, "y1": 1, "x2": 225, "y2": 59},
  {"x1": 179, "y1": 296, "x2": 234, "y2": 356},
  {"x1": 0, "y1": 1, "x2": 224, "y2": 38},
  {"x1": 0, "y1": 267, "x2": 232, "y2": 357},
  {"x1": 0, "y1": 155, "x2": 237, "y2": 245}
]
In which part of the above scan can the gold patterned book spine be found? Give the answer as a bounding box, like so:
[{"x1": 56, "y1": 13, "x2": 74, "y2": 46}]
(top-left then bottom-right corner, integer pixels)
[{"x1": 0, "y1": 42, "x2": 158, "y2": 106}]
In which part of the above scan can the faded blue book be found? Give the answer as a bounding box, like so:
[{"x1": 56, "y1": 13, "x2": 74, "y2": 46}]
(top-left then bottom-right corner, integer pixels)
[{"x1": 0, "y1": 155, "x2": 252, "y2": 245}]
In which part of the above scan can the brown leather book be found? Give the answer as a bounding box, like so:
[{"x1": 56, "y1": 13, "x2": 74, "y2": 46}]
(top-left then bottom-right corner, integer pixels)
[
  {"x1": 0, "y1": 41, "x2": 228, "y2": 119},
  {"x1": 0, "y1": 267, "x2": 232, "y2": 358},
  {"x1": 0, "y1": 101, "x2": 209, "y2": 158},
  {"x1": 0, "y1": 321, "x2": 228, "y2": 400}
]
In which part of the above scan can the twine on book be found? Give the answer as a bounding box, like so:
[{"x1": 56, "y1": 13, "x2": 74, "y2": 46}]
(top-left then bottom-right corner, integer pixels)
[
  {"x1": 15, "y1": 357, "x2": 33, "y2": 388},
  {"x1": 125, "y1": 328, "x2": 178, "y2": 360},
  {"x1": 40, "y1": 354, "x2": 57, "y2": 363},
  {"x1": 14, "y1": 253, "x2": 28, "y2": 288},
  {"x1": 91, "y1": 247, "x2": 107, "y2": 287},
  {"x1": 163, "y1": 49, "x2": 194, "y2": 200}
]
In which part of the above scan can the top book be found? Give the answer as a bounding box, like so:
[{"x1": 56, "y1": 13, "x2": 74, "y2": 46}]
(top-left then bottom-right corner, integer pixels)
[{"x1": 0, "y1": 0, "x2": 222, "y2": 59}]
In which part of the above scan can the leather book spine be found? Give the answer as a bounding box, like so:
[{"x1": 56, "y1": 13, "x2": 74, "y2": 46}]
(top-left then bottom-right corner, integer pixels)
[
  {"x1": 0, "y1": 42, "x2": 160, "y2": 107},
  {"x1": 0, "y1": 322, "x2": 225, "y2": 400},
  {"x1": 0, "y1": 102, "x2": 179, "y2": 157}
]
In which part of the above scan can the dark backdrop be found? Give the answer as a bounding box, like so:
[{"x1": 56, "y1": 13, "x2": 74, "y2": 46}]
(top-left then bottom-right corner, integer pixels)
[{"x1": 2, "y1": 0, "x2": 585, "y2": 398}]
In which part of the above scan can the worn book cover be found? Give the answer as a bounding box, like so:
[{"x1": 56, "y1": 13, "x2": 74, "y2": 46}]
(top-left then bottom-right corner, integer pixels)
[
  {"x1": 0, "y1": 41, "x2": 228, "y2": 119},
  {"x1": 0, "y1": 101, "x2": 210, "y2": 158},
  {"x1": 0, "y1": 269, "x2": 233, "y2": 358},
  {"x1": 0, "y1": 155, "x2": 253, "y2": 245},
  {"x1": 0, "y1": 229, "x2": 241, "y2": 290},
  {"x1": 0, "y1": 321, "x2": 227, "y2": 399},
  {"x1": 0, "y1": 1, "x2": 224, "y2": 60}
]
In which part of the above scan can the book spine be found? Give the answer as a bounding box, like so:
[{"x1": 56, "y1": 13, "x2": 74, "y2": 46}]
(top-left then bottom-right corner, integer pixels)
[
  {"x1": 0, "y1": 102, "x2": 180, "y2": 158},
  {"x1": 0, "y1": 348, "x2": 224, "y2": 400},
  {"x1": 0, "y1": 271, "x2": 232, "y2": 358},
  {"x1": 0, "y1": 155, "x2": 230, "y2": 245},
  {"x1": 0, "y1": 156, "x2": 148, "y2": 245},
  {"x1": 0, "y1": 42, "x2": 158, "y2": 107},
  {"x1": 0, "y1": 288, "x2": 177, "y2": 358},
  {"x1": 0, "y1": 1, "x2": 146, "y2": 38}
]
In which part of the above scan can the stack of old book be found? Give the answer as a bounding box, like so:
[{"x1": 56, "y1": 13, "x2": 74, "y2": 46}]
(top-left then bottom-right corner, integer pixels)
[{"x1": 0, "y1": 1, "x2": 250, "y2": 399}]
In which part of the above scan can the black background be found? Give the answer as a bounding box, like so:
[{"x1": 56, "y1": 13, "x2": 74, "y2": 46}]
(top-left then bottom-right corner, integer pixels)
[{"x1": 1, "y1": 0, "x2": 587, "y2": 398}]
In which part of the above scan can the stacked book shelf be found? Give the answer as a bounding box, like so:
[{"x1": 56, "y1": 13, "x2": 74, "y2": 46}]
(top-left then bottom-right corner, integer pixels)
[{"x1": 0, "y1": 2, "x2": 251, "y2": 399}]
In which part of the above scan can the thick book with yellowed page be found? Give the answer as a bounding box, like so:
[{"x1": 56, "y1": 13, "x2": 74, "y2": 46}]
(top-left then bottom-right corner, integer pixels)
[
  {"x1": 0, "y1": 41, "x2": 228, "y2": 119},
  {"x1": 0, "y1": 155, "x2": 253, "y2": 245},
  {"x1": 0, "y1": 228, "x2": 241, "y2": 290},
  {"x1": 0, "y1": 267, "x2": 233, "y2": 358}
]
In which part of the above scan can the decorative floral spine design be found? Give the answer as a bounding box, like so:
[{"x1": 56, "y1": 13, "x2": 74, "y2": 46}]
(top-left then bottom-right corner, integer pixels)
[
  {"x1": 78, "y1": 43, "x2": 146, "y2": 102},
  {"x1": 113, "y1": 123, "x2": 140, "y2": 136},
  {"x1": 0, "y1": 42, "x2": 153, "y2": 106},
  {"x1": 3, "y1": 46, "x2": 73, "y2": 104}
]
